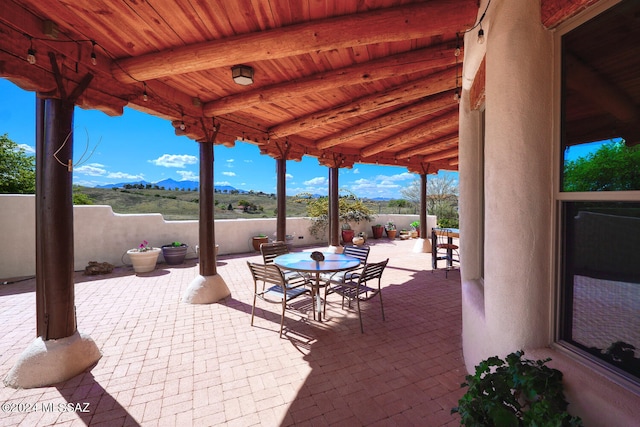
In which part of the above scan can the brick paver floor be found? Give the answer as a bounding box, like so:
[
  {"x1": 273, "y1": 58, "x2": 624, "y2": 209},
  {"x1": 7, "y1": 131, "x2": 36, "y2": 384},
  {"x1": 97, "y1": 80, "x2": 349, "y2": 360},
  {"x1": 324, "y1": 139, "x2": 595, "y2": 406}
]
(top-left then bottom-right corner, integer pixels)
[{"x1": 0, "y1": 238, "x2": 464, "y2": 426}]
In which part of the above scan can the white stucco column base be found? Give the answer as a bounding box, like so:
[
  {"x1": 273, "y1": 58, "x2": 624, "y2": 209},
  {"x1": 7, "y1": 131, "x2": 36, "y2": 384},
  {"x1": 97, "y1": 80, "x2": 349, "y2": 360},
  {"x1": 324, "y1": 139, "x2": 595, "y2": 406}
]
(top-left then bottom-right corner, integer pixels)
[
  {"x1": 182, "y1": 274, "x2": 231, "y2": 304},
  {"x1": 412, "y1": 238, "x2": 431, "y2": 253},
  {"x1": 3, "y1": 331, "x2": 101, "y2": 389}
]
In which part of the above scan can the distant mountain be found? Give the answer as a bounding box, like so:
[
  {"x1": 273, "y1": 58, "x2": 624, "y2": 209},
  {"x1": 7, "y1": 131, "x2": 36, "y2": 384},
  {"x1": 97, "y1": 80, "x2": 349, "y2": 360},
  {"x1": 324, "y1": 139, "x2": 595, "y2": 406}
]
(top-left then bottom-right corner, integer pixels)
[{"x1": 97, "y1": 179, "x2": 246, "y2": 193}]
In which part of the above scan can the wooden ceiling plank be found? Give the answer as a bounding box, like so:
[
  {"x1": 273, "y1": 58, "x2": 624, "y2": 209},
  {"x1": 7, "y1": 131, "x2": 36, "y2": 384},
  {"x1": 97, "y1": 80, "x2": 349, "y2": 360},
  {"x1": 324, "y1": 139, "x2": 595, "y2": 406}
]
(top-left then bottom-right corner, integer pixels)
[
  {"x1": 316, "y1": 90, "x2": 457, "y2": 150},
  {"x1": 360, "y1": 109, "x2": 458, "y2": 158},
  {"x1": 421, "y1": 147, "x2": 458, "y2": 163},
  {"x1": 268, "y1": 65, "x2": 459, "y2": 138},
  {"x1": 112, "y1": 1, "x2": 477, "y2": 83},
  {"x1": 203, "y1": 43, "x2": 459, "y2": 115},
  {"x1": 396, "y1": 133, "x2": 458, "y2": 159}
]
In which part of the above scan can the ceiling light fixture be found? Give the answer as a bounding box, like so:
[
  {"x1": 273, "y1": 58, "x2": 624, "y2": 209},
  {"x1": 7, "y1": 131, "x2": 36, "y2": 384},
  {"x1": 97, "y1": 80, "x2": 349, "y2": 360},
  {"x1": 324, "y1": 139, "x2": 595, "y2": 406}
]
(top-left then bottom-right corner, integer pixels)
[
  {"x1": 142, "y1": 82, "x2": 148, "y2": 101},
  {"x1": 231, "y1": 65, "x2": 254, "y2": 85}
]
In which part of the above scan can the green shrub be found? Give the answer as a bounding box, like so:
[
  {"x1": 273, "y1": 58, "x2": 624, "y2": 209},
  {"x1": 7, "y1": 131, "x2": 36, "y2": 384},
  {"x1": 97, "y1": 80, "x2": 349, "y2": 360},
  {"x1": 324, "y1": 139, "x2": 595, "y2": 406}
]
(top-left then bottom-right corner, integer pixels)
[{"x1": 452, "y1": 351, "x2": 582, "y2": 426}]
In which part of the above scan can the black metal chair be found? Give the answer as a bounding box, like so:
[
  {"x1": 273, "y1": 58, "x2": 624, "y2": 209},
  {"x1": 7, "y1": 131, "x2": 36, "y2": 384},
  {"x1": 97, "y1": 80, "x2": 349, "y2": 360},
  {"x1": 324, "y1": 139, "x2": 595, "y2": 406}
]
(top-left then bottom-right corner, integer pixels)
[
  {"x1": 329, "y1": 258, "x2": 388, "y2": 333},
  {"x1": 247, "y1": 261, "x2": 312, "y2": 337}
]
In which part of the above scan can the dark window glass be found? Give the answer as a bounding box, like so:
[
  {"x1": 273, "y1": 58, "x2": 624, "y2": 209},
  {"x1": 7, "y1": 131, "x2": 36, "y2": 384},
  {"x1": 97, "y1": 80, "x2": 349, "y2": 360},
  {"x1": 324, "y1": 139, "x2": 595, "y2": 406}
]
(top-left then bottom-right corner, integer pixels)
[{"x1": 560, "y1": 202, "x2": 640, "y2": 380}]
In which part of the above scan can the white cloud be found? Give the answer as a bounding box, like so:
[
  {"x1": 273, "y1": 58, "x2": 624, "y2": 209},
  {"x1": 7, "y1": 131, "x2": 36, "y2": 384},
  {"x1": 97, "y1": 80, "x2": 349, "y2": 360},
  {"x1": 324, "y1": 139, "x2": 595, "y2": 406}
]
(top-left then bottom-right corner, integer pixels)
[
  {"x1": 226, "y1": 159, "x2": 234, "y2": 168},
  {"x1": 222, "y1": 171, "x2": 236, "y2": 177},
  {"x1": 107, "y1": 172, "x2": 144, "y2": 180},
  {"x1": 17, "y1": 144, "x2": 35, "y2": 154},
  {"x1": 376, "y1": 172, "x2": 413, "y2": 182},
  {"x1": 286, "y1": 173, "x2": 293, "y2": 180},
  {"x1": 304, "y1": 176, "x2": 327, "y2": 186},
  {"x1": 214, "y1": 181, "x2": 231, "y2": 186},
  {"x1": 149, "y1": 154, "x2": 198, "y2": 168},
  {"x1": 352, "y1": 168, "x2": 359, "y2": 174},
  {"x1": 177, "y1": 170, "x2": 198, "y2": 181},
  {"x1": 74, "y1": 163, "x2": 106, "y2": 176}
]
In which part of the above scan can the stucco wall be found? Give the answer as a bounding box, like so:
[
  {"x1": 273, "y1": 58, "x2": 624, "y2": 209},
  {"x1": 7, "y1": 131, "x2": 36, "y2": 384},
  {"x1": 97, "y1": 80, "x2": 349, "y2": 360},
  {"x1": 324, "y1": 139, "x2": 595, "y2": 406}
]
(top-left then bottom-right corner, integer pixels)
[
  {"x1": 0, "y1": 194, "x2": 431, "y2": 279},
  {"x1": 459, "y1": 0, "x2": 553, "y2": 369}
]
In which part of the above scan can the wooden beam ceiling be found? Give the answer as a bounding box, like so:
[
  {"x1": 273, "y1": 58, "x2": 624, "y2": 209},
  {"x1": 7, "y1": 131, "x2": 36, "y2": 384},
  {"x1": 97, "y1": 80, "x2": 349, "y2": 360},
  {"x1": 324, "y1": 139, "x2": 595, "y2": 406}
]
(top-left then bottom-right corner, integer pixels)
[
  {"x1": 203, "y1": 43, "x2": 460, "y2": 116},
  {"x1": 111, "y1": 1, "x2": 476, "y2": 83}
]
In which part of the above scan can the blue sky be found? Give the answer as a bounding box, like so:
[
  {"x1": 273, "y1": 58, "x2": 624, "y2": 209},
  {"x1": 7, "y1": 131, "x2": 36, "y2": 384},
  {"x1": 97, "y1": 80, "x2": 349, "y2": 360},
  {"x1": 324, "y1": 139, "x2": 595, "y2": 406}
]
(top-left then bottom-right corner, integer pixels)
[{"x1": 0, "y1": 78, "x2": 463, "y2": 199}]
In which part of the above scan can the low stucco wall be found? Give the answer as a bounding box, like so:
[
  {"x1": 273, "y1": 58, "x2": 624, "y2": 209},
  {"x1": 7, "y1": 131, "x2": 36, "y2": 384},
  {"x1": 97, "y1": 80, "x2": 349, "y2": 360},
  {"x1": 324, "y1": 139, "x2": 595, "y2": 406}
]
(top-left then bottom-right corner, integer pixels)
[{"x1": 0, "y1": 194, "x2": 430, "y2": 279}]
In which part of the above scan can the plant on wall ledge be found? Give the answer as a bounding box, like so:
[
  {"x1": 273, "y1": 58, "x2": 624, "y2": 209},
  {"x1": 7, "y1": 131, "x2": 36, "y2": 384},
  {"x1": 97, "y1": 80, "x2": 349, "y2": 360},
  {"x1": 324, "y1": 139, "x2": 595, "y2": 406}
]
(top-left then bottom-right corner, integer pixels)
[
  {"x1": 452, "y1": 350, "x2": 582, "y2": 426},
  {"x1": 295, "y1": 189, "x2": 374, "y2": 239}
]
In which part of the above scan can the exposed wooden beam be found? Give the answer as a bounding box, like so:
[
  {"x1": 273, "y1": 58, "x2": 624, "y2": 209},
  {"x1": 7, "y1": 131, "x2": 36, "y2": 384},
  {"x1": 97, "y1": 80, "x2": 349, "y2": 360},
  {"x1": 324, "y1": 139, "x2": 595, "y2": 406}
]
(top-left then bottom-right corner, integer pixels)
[
  {"x1": 112, "y1": 1, "x2": 476, "y2": 83},
  {"x1": 316, "y1": 91, "x2": 456, "y2": 150},
  {"x1": 204, "y1": 43, "x2": 459, "y2": 116},
  {"x1": 360, "y1": 109, "x2": 458, "y2": 158},
  {"x1": 422, "y1": 147, "x2": 458, "y2": 163},
  {"x1": 541, "y1": 0, "x2": 602, "y2": 28},
  {"x1": 396, "y1": 133, "x2": 458, "y2": 159},
  {"x1": 269, "y1": 66, "x2": 458, "y2": 138}
]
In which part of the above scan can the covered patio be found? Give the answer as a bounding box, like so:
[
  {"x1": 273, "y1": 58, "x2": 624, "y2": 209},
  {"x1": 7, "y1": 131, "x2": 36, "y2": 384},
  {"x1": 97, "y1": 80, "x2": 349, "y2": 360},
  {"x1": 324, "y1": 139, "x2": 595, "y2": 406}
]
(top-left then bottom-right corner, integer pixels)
[{"x1": 0, "y1": 239, "x2": 464, "y2": 426}]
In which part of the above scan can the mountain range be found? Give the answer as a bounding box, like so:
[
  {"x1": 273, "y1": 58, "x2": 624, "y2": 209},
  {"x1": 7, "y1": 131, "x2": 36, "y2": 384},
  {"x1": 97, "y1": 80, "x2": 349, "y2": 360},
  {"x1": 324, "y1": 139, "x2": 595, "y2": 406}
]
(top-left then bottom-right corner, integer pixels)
[{"x1": 97, "y1": 178, "x2": 246, "y2": 193}]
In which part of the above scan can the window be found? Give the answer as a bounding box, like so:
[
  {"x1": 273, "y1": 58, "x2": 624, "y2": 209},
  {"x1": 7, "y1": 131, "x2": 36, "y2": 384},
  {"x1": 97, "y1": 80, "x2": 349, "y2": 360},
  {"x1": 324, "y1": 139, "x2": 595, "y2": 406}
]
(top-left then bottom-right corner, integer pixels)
[{"x1": 558, "y1": 0, "x2": 640, "y2": 383}]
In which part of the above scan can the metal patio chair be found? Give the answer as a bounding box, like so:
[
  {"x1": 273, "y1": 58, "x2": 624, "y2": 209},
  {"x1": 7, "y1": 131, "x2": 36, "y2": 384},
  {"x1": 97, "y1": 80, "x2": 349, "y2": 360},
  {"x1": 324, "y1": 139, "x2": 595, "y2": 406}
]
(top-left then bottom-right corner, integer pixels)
[
  {"x1": 247, "y1": 261, "x2": 312, "y2": 337},
  {"x1": 328, "y1": 258, "x2": 388, "y2": 333}
]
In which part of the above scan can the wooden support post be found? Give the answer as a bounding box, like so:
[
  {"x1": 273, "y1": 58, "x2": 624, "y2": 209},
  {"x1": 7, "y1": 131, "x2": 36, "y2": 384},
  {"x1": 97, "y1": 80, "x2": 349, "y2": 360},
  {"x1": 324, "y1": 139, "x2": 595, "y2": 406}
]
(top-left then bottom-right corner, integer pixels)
[
  {"x1": 182, "y1": 125, "x2": 230, "y2": 304},
  {"x1": 36, "y1": 97, "x2": 76, "y2": 340},
  {"x1": 198, "y1": 140, "x2": 216, "y2": 277},
  {"x1": 276, "y1": 158, "x2": 286, "y2": 242},
  {"x1": 420, "y1": 173, "x2": 428, "y2": 239},
  {"x1": 329, "y1": 167, "x2": 340, "y2": 247}
]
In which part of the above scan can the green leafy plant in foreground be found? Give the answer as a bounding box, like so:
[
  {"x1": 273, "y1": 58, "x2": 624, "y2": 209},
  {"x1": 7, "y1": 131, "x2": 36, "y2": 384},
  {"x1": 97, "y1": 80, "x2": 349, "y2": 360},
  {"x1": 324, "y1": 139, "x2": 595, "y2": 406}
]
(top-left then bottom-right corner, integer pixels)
[{"x1": 452, "y1": 351, "x2": 582, "y2": 427}]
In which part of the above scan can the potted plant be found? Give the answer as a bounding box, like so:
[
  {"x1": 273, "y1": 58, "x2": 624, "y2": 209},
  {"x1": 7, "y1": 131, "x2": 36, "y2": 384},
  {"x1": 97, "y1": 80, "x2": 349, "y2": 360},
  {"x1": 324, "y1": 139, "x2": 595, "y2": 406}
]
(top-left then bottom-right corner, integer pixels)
[
  {"x1": 371, "y1": 224, "x2": 384, "y2": 239},
  {"x1": 252, "y1": 234, "x2": 269, "y2": 251},
  {"x1": 385, "y1": 222, "x2": 397, "y2": 239},
  {"x1": 452, "y1": 350, "x2": 582, "y2": 426},
  {"x1": 410, "y1": 220, "x2": 420, "y2": 238},
  {"x1": 161, "y1": 241, "x2": 188, "y2": 265},
  {"x1": 127, "y1": 240, "x2": 161, "y2": 274},
  {"x1": 341, "y1": 223, "x2": 355, "y2": 244},
  {"x1": 399, "y1": 229, "x2": 411, "y2": 240}
]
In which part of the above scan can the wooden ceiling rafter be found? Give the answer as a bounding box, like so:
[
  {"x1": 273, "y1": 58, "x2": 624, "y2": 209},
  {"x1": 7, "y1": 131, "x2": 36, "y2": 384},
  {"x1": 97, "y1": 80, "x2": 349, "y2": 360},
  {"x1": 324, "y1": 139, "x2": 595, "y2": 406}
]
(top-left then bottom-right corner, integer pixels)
[
  {"x1": 316, "y1": 90, "x2": 457, "y2": 150},
  {"x1": 395, "y1": 133, "x2": 458, "y2": 159},
  {"x1": 203, "y1": 42, "x2": 460, "y2": 116},
  {"x1": 268, "y1": 65, "x2": 460, "y2": 139},
  {"x1": 360, "y1": 109, "x2": 459, "y2": 158}
]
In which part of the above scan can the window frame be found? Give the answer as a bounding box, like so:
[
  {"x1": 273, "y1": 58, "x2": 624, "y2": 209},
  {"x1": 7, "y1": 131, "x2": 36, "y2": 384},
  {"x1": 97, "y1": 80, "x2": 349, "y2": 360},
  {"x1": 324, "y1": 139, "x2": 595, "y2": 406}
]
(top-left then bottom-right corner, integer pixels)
[{"x1": 553, "y1": 0, "x2": 640, "y2": 390}]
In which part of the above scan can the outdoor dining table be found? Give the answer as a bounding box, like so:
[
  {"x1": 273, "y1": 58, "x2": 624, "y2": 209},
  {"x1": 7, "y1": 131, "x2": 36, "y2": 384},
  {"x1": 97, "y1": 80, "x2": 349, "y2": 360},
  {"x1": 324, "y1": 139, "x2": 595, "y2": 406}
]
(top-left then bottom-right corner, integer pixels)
[
  {"x1": 274, "y1": 252, "x2": 361, "y2": 322},
  {"x1": 431, "y1": 228, "x2": 460, "y2": 270}
]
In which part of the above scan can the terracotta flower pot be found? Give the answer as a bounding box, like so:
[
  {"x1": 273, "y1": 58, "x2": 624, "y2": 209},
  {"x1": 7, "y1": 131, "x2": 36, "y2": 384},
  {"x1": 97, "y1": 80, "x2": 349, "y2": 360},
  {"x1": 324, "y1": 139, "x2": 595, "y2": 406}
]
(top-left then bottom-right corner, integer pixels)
[
  {"x1": 371, "y1": 225, "x2": 384, "y2": 239},
  {"x1": 341, "y1": 229, "x2": 355, "y2": 244},
  {"x1": 386, "y1": 229, "x2": 397, "y2": 239},
  {"x1": 127, "y1": 248, "x2": 161, "y2": 274},
  {"x1": 252, "y1": 236, "x2": 268, "y2": 251}
]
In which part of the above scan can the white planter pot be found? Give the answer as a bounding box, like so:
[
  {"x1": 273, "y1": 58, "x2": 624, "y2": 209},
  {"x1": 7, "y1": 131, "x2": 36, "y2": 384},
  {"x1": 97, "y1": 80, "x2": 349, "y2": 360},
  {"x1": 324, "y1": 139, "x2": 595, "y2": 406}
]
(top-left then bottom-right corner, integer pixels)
[{"x1": 127, "y1": 248, "x2": 161, "y2": 273}]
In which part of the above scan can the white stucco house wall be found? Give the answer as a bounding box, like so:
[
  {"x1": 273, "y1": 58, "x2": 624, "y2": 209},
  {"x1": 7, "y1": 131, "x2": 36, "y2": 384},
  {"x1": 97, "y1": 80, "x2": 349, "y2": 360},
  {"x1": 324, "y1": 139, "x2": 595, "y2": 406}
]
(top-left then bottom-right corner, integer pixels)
[{"x1": 457, "y1": 1, "x2": 639, "y2": 425}]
